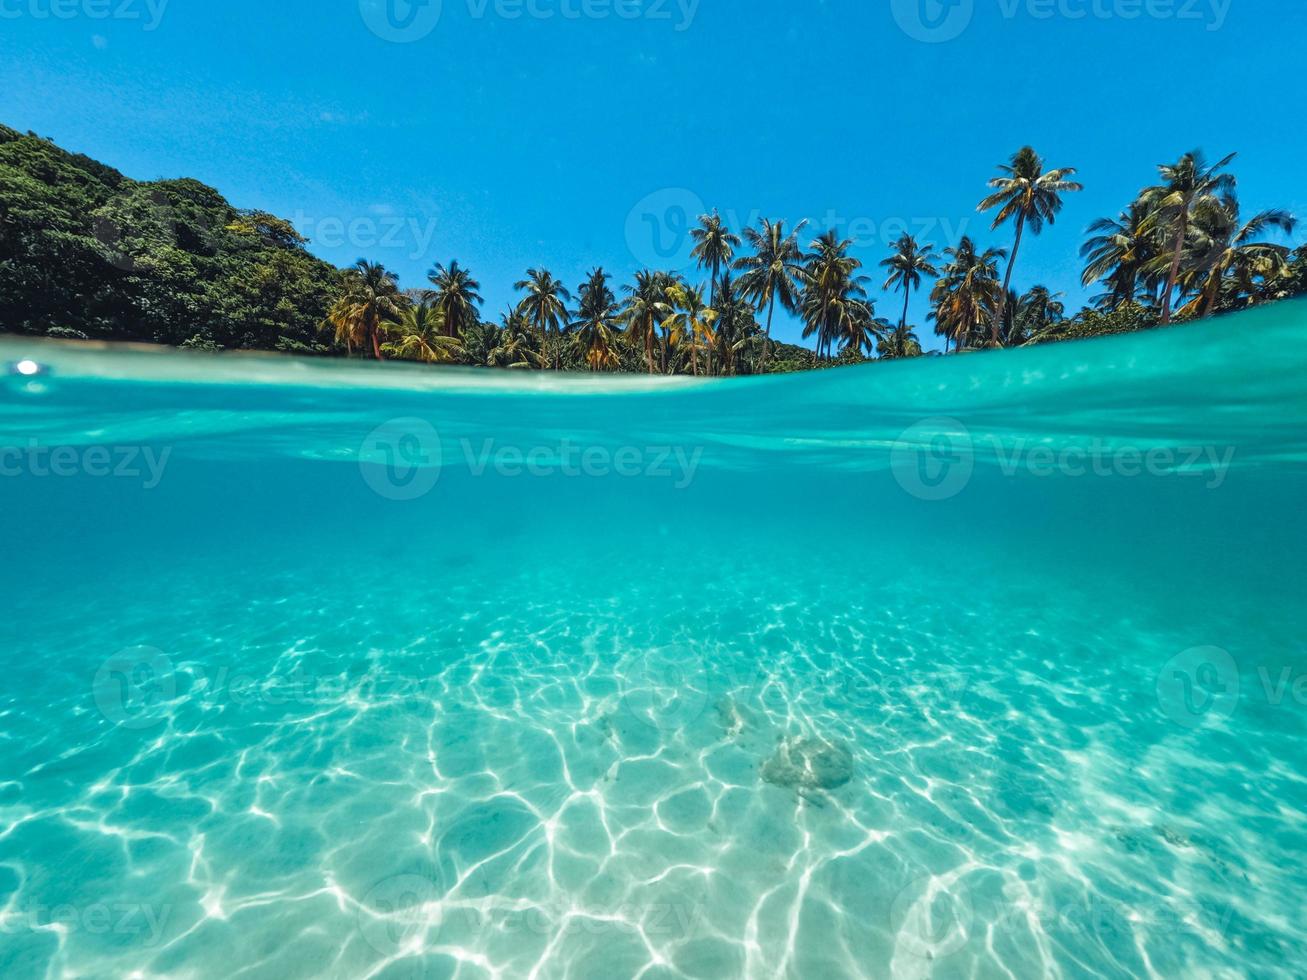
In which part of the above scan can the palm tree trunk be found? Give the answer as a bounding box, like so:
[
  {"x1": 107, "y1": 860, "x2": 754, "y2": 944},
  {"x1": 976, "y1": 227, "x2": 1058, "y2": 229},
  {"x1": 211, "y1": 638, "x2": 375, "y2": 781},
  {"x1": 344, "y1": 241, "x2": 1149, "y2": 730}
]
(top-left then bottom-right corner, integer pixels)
[
  {"x1": 645, "y1": 325, "x2": 655, "y2": 374},
  {"x1": 710, "y1": 258, "x2": 719, "y2": 309},
  {"x1": 900, "y1": 286, "x2": 911, "y2": 333},
  {"x1": 992, "y1": 213, "x2": 1025, "y2": 345},
  {"x1": 1161, "y1": 213, "x2": 1188, "y2": 326},
  {"x1": 759, "y1": 297, "x2": 775, "y2": 374},
  {"x1": 369, "y1": 319, "x2": 384, "y2": 360}
]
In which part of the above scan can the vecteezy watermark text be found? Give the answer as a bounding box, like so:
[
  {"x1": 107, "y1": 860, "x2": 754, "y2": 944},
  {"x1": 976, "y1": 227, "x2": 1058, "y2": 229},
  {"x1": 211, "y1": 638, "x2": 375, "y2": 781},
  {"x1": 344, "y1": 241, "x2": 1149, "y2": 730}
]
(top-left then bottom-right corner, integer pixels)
[
  {"x1": 1, "y1": 442, "x2": 171, "y2": 489},
  {"x1": 890, "y1": 418, "x2": 1235, "y2": 501},
  {"x1": 892, "y1": 0, "x2": 1230, "y2": 43},
  {"x1": 359, "y1": 0, "x2": 697, "y2": 43},
  {"x1": 0, "y1": 902, "x2": 172, "y2": 946},
  {"x1": 463, "y1": 438, "x2": 702, "y2": 488},
  {"x1": 0, "y1": 0, "x2": 170, "y2": 29}
]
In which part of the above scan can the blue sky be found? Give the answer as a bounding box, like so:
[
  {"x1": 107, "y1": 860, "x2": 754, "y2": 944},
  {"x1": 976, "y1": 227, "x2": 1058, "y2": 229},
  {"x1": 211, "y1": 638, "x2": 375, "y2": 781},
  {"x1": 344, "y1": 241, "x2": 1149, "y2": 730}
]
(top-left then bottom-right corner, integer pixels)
[{"x1": 2, "y1": 0, "x2": 1304, "y2": 349}]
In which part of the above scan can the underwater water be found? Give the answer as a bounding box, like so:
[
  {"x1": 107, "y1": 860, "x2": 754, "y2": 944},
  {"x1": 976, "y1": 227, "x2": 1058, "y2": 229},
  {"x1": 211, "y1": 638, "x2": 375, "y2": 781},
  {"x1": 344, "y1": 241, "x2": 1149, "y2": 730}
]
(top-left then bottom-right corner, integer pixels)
[{"x1": 2, "y1": 305, "x2": 1306, "y2": 980}]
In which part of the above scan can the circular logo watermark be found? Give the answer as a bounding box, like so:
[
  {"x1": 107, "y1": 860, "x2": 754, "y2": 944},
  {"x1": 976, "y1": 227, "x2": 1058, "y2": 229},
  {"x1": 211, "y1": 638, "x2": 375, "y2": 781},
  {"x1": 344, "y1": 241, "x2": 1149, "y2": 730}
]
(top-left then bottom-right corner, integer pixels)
[
  {"x1": 92, "y1": 646, "x2": 177, "y2": 730},
  {"x1": 624, "y1": 187, "x2": 705, "y2": 270},
  {"x1": 620, "y1": 645, "x2": 710, "y2": 732},
  {"x1": 358, "y1": 873, "x2": 444, "y2": 955},
  {"x1": 888, "y1": 873, "x2": 973, "y2": 961},
  {"x1": 891, "y1": 0, "x2": 974, "y2": 42},
  {"x1": 359, "y1": 0, "x2": 443, "y2": 42},
  {"x1": 1156, "y1": 646, "x2": 1239, "y2": 729},
  {"x1": 890, "y1": 417, "x2": 974, "y2": 501},
  {"x1": 359, "y1": 417, "x2": 442, "y2": 501}
]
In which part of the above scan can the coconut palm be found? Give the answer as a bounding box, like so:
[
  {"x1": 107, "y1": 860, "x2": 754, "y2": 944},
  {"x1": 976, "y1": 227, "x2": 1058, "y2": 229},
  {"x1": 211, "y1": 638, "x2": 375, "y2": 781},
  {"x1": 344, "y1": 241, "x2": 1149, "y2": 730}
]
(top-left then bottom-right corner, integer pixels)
[
  {"x1": 1140, "y1": 150, "x2": 1237, "y2": 325},
  {"x1": 711, "y1": 271, "x2": 758, "y2": 376},
  {"x1": 877, "y1": 322, "x2": 923, "y2": 360},
  {"x1": 426, "y1": 260, "x2": 483, "y2": 338},
  {"x1": 333, "y1": 259, "x2": 406, "y2": 360},
  {"x1": 1012, "y1": 286, "x2": 1065, "y2": 344},
  {"x1": 881, "y1": 234, "x2": 938, "y2": 345},
  {"x1": 488, "y1": 307, "x2": 545, "y2": 369},
  {"x1": 978, "y1": 146, "x2": 1083, "y2": 342},
  {"x1": 1080, "y1": 200, "x2": 1160, "y2": 311},
  {"x1": 929, "y1": 237, "x2": 1005, "y2": 352},
  {"x1": 800, "y1": 231, "x2": 874, "y2": 361},
  {"x1": 514, "y1": 268, "x2": 572, "y2": 369},
  {"x1": 622, "y1": 269, "x2": 673, "y2": 374},
  {"x1": 690, "y1": 210, "x2": 741, "y2": 309},
  {"x1": 1178, "y1": 198, "x2": 1296, "y2": 318},
  {"x1": 572, "y1": 267, "x2": 622, "y2": 371},
  {"x1": 734, "y1": 218, "x2": 807, "y2": 374},
  {"x1": 665, "y1": 281, "x2": 715, "y2": 376},
  {"x1": 382, "y1": 301, "x2": 461, "y2": 363}
]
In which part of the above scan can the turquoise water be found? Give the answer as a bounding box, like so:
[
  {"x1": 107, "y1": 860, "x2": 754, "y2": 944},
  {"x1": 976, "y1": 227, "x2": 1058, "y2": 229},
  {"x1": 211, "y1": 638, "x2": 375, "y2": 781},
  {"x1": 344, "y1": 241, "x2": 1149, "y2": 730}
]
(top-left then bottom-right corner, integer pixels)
[{"x1": 2, "y1": 305, "x2": 1306, "y2": 979}]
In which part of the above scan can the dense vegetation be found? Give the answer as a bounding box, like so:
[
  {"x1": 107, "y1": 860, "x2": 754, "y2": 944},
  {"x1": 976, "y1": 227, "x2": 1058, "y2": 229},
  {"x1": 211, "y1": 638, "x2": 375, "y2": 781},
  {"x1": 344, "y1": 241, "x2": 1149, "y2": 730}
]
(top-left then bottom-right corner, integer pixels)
[{"x1": 2, "y1": 125, "x2": 1303, "y2": 373}]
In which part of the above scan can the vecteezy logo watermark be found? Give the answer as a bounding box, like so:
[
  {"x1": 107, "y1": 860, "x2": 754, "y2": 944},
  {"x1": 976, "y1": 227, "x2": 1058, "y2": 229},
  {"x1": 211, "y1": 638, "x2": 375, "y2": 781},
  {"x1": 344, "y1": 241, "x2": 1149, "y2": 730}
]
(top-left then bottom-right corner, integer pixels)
[
  {"x1": 291, "y1": 208, "x2": 440, "y2": 262},
  {"x1": 889, "y1": 873, "x2": 974, "y2": 961},
  {"x1": 890, "y1": 417, "x2": 976, "y2": 502},
  {"x1": 620, "y1": 645, "x2": 710, "y2": 732},
  {"x1": 891, "y1": 0, "x2": 975, "y2": 42},
  {"x1": 93, "y1": 646, "x2": 177, "y2": 730},
  {"x1": 893, "y1": 0, "x2": 1232, "y2": 41},
  {"x1": 361, "y1": 0, "x2": 697, "y2": 41},
  {"x1": 1156, "y1": 646, "x2": 1240, "y2": 728},
  {"x1": 0, "y1": 0, "x2": 170, "y2": 29},
  {"x1": 358, "y1": 874, "x2": 444, "y2": 955},
  {"x1": 890, "y1": 418, "x2": 1237, "y2": 501},
  {"x1": 0, "y1": 441, "x2": 171, "y2": 489},
  {"x1": 359, "y1": 418, "x2": 443, "y2": 501},
  {"x1": 625, "y1": 187, "x2": 706, "y2": 270},
  {"x1": 358, "y1": 0, "x2": 443, "y2": 42}
]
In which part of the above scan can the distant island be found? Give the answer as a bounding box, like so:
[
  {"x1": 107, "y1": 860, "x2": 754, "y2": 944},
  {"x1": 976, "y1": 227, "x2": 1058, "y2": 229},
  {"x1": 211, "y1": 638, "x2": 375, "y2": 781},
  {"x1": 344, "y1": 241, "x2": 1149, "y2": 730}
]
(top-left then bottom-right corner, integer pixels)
[{"x1": 2, "y1": 123, "x2": 1302, "y2": 374}]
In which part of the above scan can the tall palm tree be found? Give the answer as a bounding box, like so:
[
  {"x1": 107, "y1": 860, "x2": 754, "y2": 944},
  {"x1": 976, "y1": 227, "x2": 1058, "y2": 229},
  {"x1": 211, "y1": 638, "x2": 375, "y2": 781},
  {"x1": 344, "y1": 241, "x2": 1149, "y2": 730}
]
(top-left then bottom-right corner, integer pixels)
[
  {"x1": 426, "y1": 260, "x2": 483, "y2": 338},
  {"x1": 690, "y1": 210, "x2": 741, "y2": 309},
  {"x1": 488, "y1": 307, "x2": 545, "y2": 369},
  {"x1": 1179, "y1": 198, "x2": 1296, "y2": 318},
  {"x1": 734, "y1": 217, "x2": 807, "y2": 374},
  {"x1": 1140, "y1": 150, "x2": 1237, "y2": 325},
  {"x1": 877, "y1": 321, "x2": 923, "y2": 360},
  {"x1": 881, "y1": 233, "x2": 939, "y2": 343},
  {"x1": 572, "y1": 267, "x2": 621, "y2": 371},
  {"x1": 801, "y1": 230, "x2": 872, "y2": 361},
  {"x1": 665, "y1": 281, "x2": 715, "y2": 376},
  {"x1": 1080, "y1": 200, "x2": 1159, "y2": 311},
  {"x1": 382, "y1": 301, "x2": 460, "y2": 363},
  {"x1": 1012, "y1": 285, "x2": 1065, "y2": 344},
  {"x1": 514, "y1": 268, "x2": 572, "y2": 369},
  {"x1": 334, "y1": 259, "x2": 406, "y2": 360},
  {"x1": 622, "y1": 269, "x2": 672, "y2": 374},
  {"x1": 978, "y1": 146, "x2": 1083, "y2": 343},
  {"x1": 929, "y1": 236, "x2": 1005, "y2": 352},
  {"x1": 711, "y1": 271, "x2": 758, "y2": 376}
]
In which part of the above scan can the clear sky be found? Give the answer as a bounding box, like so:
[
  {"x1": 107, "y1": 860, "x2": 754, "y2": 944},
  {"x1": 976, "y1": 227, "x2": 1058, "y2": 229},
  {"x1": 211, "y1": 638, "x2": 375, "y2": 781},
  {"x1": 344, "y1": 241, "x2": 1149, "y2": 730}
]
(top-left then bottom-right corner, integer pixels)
[{"x1": 2, "y1": 0, "x2": 1304, "y2": 348}]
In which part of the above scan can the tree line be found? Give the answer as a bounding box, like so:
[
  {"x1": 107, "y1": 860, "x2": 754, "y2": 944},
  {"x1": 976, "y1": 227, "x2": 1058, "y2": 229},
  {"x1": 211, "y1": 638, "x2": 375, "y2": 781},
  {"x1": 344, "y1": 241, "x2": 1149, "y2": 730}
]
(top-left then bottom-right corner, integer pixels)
[{"x1": 2, "y1": 123, "x2": 1303, "y2": 373}]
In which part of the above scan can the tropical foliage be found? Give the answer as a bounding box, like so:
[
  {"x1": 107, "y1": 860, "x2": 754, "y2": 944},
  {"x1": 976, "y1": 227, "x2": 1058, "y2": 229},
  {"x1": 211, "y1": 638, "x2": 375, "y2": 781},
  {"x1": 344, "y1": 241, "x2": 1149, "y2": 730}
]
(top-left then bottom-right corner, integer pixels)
[{"x1": 3, "y1": 124, "x2": 1303, "y2": 375}]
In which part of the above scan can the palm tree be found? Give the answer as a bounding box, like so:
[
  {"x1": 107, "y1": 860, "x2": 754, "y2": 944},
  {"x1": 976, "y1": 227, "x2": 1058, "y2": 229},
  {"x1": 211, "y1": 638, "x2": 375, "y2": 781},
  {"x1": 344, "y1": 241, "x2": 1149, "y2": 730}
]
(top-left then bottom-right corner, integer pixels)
[
  {"x1": 488, "y1": 307, "x2": 545, "y2": 369},
  {"x1": 426, "y1": 260, "x2": 483, "y2": 338},
  {"x1": 929, "y1": 237, "x2": 1005, "y2": 352},
  {"x1": 572, "y1": 267, "x2": 621, "y2": 371},
  {"x1": 711, "y1": 272, "x2": 759, "y2": 376},
  {"x1": 734, "y1": 218, "x2": 807, "y2": 373},
  {"x1": 334, "y1": 259, "x2": 406, "y2": 360},
  {"x1": 800, "y1": 230, "x2": 873, "y2": 361},
  {"x1": 1080, "y1": 200, "x2": 1159, "y2": 311},
  {"x1": 514, "y1": 268, "x2": 572, "y2": 369},
  {"x1": 382, "y1": 301, "x2": 461, "y2": 363},
  {"x1": 1140, "y1": 150, "x2": 1237, "y2": 325},
  {"x1": 978, "y1": 146, "x2": 1083, "y2": 342},
  {"x1": 877, "y1": 322, "x2": 923, "y2": 360},
  {"x1": 622, "y1": 269, "x2": 672, "y2": 374},
  {"x1": 881, "y1": 234, "x2": 938, "y2": 345},
  {"x1": 1012, "y1": 285, "x2": 1065, "y2": 344},
  {"x1": 690, "y1": 210, "x2": 741, "y2": 309},
  {"x1": 665, "y1": 281, "x2": 715, "y2": 376},
  {"x1": 1179, "y1": 198, "x2": 1296, "y2": 318}
]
